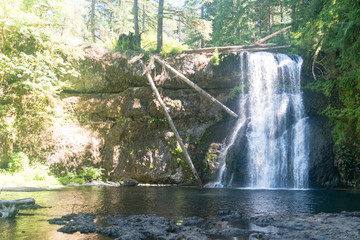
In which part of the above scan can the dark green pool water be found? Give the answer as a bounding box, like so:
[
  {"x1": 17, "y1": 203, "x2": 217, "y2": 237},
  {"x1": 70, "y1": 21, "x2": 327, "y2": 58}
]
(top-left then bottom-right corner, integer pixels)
[{"x1": 1, "y1": 186, "x2": 360, "y2": 239}]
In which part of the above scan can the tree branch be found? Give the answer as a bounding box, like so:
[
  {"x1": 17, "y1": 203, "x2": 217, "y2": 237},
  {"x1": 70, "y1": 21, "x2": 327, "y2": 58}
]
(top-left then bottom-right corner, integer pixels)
[{"x1": 255, "y1": 25, "x2": 292, "y2": 44}]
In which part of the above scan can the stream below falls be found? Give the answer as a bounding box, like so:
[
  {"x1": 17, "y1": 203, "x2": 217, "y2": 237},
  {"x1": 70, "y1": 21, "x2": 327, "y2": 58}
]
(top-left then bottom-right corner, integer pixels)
[{"x1": 1, "y1": 186, "x2": 360, "y2": 239}]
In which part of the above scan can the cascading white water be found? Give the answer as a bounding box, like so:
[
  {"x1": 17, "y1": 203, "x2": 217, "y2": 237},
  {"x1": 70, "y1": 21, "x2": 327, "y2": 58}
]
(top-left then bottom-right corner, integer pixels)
[
  {"x1": 212, "y1": 52, "x2": 309, "y2": 189},
  {"x1": 212, "y1": 53, "x2": 248, "y2": 188}
]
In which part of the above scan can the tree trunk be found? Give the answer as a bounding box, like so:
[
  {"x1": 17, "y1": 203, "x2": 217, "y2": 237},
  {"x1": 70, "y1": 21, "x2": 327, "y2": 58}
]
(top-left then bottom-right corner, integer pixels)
[
  {"x1": 91, "y1": 0, "x2": 96, "y2": 42},
  {"x1": 178, "y1": 15, "x2": 181, "y2": 41},
  {"x1": 142, "y1": 4, "x2": 146, "y2": 32},
  {"x1": 200, "y1": 6, "x2": 205, "y2": 48},
  {"x1": 258, "y1": 18, "x2": 262, "y2": 37},
  {"x1": 280, "y1": 0, "x2": 284, "y2": 23},
  {"x1": 292, "y1": 2, "x2": 296, "y2": 18},
  {"x1": 156, "y1": 0, "x2": 164, "y2": 52},
  {"x1": 268, "y1": 8, "x2": 273, "y2": 33},
  {"x1": 134, "y1": 0, "x2": 140, "y2": 48}
]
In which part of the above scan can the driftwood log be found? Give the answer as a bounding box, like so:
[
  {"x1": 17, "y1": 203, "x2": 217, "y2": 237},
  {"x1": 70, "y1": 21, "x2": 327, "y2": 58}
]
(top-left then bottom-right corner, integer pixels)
[
  {"x1": 0, "y1": 198, "x2": 35, "y2": 207},
  {"x1": 0, "y1": 198, "x2": 35, "y2": 218}
]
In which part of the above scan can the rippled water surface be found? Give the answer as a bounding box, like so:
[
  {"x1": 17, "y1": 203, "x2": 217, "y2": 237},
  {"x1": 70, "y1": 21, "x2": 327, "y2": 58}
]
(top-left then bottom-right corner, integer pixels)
[{"x1": 1, "y1": 186, "x2": 360, "y2": 239}]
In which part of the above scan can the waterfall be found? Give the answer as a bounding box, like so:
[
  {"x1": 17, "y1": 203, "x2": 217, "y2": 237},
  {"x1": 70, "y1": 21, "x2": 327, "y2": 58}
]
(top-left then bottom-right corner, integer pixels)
[{"x1": 212, "y1": 52, "x2": 309, "y2": 189}]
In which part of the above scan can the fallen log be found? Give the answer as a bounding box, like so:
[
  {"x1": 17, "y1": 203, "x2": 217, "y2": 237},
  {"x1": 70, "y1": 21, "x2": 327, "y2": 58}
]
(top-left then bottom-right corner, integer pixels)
[
  {"x1": 0, "y1": 198, "x2": 35, "y2": 218},
  {"x1": 0, "y1": 198, "x2": 35, "y2": 208},
  {"x1": 182, "y1": 43, "x2": 276, "y2": 54},
  {"x1": 143, "y1": 59, "x2": 203, "y2": 187},
  {"x1": 152, "y1": 55, "x2": 239, "y2": 119},
  {"x1": 232, "y1": 45, "x2": 291, "y2": 52},
  {"x1": 182, "y1": 26, "x2": 292, "y2": 54}
]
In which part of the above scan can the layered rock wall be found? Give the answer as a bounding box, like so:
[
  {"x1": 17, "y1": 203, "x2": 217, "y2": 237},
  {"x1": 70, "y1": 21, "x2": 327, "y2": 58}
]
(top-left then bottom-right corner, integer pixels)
[
  {"x1": 51, "y1": 46, "x2": 239, "y2": 184},
  {"x1": 50, "y1": 45, "x2": 339, "y2": 187}
]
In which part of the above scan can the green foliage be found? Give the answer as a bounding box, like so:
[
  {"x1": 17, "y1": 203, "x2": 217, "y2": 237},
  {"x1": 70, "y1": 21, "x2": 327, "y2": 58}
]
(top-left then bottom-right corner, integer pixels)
[
  {"x1": 206, "y1": 152, "x2": 218, "y2": 165},
  {"x1": 176, "y1": 158, "x2": 183, "y2": 164},
  {"x1": 210, "y1": 48, "x2": 220, "y2": 66},
  {"x1": 335, "y1": 141, "x2": 360, "y2": 182},
  {"x1": 82, "y1": 166, "x2": 103, "y2": 181},
  {"x1": 115, "y1": 117, "x2": 126, "y2": 125},
  {"x1": 170, "y1": 147, "x2": 183, "y2": 156},
  {"x1": 115, "y1": 33, "x2": 141, "y2": 52},
  {"x1": 59, "y1": 166, "x2": 104, "y2": 185},
  {"x1": 210, "y1": 49, "x2": 227, "y2": 66},
  {"x1": 141, "y1": 31, "x2": 189, "y2": 57},
  {"x1": 76, "y1": 115, "x2": 90, "y2": 123},
  {"x1": 0, "y1": 153, "x2": 59, "y2": 187},
  {"x1": 292, "y1": 0, "x2": 360, "y2": 183},
  {"x1": 6, "y1": 152, "x2": 29, "y2": 173},
  {"x1": 160, "y1": 38, "x2": 189, "y2": 57},
  {"x1": 0, "y1": 0, "x2": 80, "y2": 164},
  {"x1": 229, "y1": 86, "x2": 242, "y2": 99},
  {"x1": 205, "y1": 0, "x2": 292, "y2": 46},
  {"x1": 183, "y1": 0, "x2": 213, "y2": 48},
  {"x1": 148, "y1": 117, "x2": 165, "y2": 124}
]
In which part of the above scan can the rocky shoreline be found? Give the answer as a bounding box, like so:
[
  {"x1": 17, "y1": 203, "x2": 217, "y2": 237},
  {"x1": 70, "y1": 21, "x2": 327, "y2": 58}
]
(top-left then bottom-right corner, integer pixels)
[{"x1": 48, "y1": 210, "x2": 360, "y2": 240}]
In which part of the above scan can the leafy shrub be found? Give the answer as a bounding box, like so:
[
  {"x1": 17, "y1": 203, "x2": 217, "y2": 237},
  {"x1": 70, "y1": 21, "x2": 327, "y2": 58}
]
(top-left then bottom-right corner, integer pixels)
[
  {"x1": 0, "y1": 5, "x2": 80, "y2": 167},
  {"x1": 229, "y1": 86, "x2": 242, "y2": 99},
  {"x1": 58, "y1": 166, "x2": 104, "y2": 185},
  {"x1": 171, "y1": 147, "x2": 183, "y2": 156},
  {"x1": 210, "y1": 48, "x2": 220, "y2": 66},
  {"x1": 210, "y1": 49, "x2": 227, "y2": 66},
  {"x1": 115, "y1": 33, "x2": 140, "y2": 51},
  {"x1": 141, "y1": 31, "x2": 189, "y2": 57},
  {"x1": 148, "y1": 117, "x2": 165, "y2": 124},
  {"x1": 6, "y1": 152, "x2": 29, "y2": 173}
]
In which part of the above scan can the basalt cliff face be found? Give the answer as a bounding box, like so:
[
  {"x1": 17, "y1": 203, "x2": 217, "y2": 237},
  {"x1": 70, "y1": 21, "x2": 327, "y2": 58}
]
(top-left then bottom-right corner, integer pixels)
[{"x1": 50, "y1": 45, "x2": 338, "y2": 187}]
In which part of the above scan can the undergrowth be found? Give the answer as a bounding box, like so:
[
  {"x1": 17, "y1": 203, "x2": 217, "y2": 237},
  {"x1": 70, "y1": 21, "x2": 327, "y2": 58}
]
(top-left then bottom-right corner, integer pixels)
[
  {"x1": 0, "y1": 152, "x2": 59, "y2": 187},
  {"x1": 0, "y1": 152, "x2": 104, "y2": 187},
  {"x1": 58, "y1": 167, "x2": 104, "y2": 185}
]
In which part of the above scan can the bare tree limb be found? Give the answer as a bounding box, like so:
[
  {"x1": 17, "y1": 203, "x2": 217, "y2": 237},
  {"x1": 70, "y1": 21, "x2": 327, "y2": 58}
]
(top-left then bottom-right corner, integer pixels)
[
  {"x1": 141, "y1": 59, "x2": 203, "y2": 187},
  {"x1": 312, "y1": 41, "x2": 323, "y2": 81},
  {"x1": 152, "y1": 55, "x2": 239, "y2": 119},
  {"x1": 256, "y1": 25, "x2": 292, "y2": 44}
]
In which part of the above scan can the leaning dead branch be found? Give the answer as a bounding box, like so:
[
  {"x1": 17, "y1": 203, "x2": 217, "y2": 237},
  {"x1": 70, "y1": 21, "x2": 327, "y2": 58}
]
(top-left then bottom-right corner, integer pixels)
[
  {"x1": 256, "y1": 25, "x2": 292, "y2": 44},
  {"x1": 141, "y1": 59, "x2": 203, "y2": 187},
  {"x1": 152, "y1": 55, "x2": 239, "y2": 119}
]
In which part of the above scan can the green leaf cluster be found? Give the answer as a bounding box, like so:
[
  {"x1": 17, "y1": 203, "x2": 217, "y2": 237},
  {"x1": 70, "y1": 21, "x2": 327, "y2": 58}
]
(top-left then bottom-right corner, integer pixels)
[
  {"x1": 0, "y1": 0, "x2": 79, "y2": 166},
  {"x1": 189, "y1": 0, "x2": 292, "y2": 47},
  {"x1": 6, "y1": 152, "x2": 29, "y2": 173},
  {"x1": 292, "y1": 0, "x2": 360, "y2": 183},
  {"x1": 141, "y1": 30, "x2": 189, "y2": 57},
  {"x1": 59, "y1": 167, "x2": 104, "y2": 185}
]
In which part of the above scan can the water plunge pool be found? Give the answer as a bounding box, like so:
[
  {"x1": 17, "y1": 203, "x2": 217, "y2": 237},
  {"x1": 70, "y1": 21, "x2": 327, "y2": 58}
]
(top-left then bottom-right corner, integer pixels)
[{"x1": 1, "y1": 186, "x2": 360, "y2": 239}]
